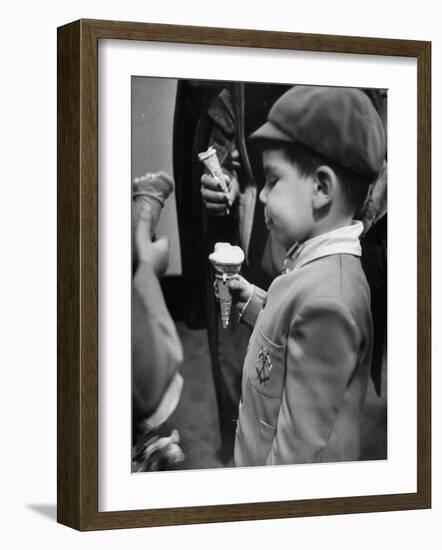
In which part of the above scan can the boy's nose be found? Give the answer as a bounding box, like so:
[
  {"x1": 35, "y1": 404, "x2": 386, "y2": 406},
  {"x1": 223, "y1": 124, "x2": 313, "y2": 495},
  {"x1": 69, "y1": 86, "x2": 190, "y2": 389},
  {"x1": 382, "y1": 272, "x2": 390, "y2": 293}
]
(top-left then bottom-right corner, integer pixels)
[{"x1": 259, "y1": 186, "x2": 267, "y2": 204}]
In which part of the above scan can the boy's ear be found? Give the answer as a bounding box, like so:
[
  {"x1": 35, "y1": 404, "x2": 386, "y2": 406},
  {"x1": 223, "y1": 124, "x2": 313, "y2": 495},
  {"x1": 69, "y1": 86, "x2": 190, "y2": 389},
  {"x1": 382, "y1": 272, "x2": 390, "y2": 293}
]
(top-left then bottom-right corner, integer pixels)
[{"x1": 312, "y1": 165, "x2": 338, "y2": 210}]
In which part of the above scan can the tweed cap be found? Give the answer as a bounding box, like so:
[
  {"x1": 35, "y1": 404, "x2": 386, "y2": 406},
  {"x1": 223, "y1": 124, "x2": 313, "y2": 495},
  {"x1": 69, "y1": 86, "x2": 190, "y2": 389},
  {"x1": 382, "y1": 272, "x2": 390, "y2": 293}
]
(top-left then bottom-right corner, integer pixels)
[{"x1": 250, "y1": 86, "x2": 386, "y2": 181}]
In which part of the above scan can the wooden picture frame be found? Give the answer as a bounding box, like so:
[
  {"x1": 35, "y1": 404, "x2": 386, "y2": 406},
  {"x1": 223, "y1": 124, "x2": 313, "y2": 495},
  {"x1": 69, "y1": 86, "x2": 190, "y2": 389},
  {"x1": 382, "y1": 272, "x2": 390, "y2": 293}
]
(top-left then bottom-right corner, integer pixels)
[{"x1": 57, "y1": 18, "x2": 431, "y2": 530}]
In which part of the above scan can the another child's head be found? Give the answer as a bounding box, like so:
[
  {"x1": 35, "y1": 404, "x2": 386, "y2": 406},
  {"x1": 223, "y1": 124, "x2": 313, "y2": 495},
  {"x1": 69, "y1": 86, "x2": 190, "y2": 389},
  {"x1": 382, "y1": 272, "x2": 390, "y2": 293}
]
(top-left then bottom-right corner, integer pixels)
[{"x1": 250, "y1": 86, "x2": 386, "y2": 249}]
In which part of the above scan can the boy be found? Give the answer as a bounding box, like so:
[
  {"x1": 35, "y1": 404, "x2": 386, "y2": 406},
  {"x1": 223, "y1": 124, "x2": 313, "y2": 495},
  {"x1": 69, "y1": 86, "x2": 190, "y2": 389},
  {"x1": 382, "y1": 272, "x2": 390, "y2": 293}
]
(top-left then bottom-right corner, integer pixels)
[{"x1": 229, "y1": 86, "x2": 386, "y2": 466}]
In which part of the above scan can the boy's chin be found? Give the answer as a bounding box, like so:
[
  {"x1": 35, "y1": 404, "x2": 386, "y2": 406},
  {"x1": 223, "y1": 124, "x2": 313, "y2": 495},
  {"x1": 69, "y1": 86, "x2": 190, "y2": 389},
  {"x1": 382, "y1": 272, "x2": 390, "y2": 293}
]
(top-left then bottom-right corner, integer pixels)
[
  {"x1": 266, "y1": 223, "x2": 296, "y2": 250},
  {"x1": 273, "y1": 233, "x2": 292, "y2": 251}
]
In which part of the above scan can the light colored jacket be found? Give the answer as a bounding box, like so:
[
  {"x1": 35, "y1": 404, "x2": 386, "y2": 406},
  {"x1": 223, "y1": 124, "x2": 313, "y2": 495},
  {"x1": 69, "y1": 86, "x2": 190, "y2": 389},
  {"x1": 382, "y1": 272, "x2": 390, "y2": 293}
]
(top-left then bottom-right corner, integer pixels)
[{"x1": 234, "y1": 223, "x2": 373, "y2": 466}]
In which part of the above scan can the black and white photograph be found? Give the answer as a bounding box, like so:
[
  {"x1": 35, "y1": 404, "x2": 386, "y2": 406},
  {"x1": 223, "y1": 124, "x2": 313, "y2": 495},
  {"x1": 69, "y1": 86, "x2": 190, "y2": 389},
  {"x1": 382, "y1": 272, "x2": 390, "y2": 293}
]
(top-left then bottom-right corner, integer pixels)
[
  {"x1": 131, "y1": 78, "x2": 388, "y2": 473},
  {"x1": 2, "y1": 0, "x2": 436, "y2": 543}
]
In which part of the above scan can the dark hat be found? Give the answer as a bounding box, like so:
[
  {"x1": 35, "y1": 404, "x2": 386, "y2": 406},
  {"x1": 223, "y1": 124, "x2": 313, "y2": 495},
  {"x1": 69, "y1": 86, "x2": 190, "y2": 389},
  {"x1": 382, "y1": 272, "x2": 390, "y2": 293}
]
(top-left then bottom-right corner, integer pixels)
[{"x1": 250, "y1": 86, "x2": 386, "y2": 181}]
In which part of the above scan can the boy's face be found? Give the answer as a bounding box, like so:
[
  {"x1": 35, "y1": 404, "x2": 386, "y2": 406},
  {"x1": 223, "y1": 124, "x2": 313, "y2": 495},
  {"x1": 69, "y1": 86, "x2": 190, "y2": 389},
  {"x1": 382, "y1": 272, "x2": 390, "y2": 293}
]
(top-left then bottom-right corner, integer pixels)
[{"x1": 260, "y1": 148, "x2": 315, "y2": 249}]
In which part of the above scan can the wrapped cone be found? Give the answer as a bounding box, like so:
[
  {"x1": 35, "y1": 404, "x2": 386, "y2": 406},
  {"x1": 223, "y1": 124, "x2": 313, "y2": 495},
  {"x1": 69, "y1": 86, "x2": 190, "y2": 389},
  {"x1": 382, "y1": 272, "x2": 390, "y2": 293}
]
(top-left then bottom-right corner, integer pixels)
[
  {"x1": 209, "y1": 242, "x2": 245, "y2": 329},
  {"x1": 132, "y1": 171, "x2": 174, "y2": 235},
  {"x1": 213, "y1": 263, "x2": 242, "y2": 328},
  {"x1": 198, "y1": 147, "x2": 228, "y2": 193}
]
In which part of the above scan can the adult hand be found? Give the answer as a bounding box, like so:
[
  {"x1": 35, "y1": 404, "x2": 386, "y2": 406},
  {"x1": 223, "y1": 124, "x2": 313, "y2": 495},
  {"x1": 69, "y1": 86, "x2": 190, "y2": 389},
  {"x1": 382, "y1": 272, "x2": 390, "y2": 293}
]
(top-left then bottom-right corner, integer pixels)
[
  {"x1": 200, "y1": 172, "x2": 239, "y2": 217},
  {"x1": 134, "y1": 204, "x2": 170, "y2": 278}
]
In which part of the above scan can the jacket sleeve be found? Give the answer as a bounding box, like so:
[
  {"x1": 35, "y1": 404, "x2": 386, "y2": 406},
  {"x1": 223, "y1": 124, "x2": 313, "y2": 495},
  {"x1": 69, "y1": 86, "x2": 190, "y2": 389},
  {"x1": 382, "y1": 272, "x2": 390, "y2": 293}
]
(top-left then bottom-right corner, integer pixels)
[
  {"x1": 238, "y1": 285, "x2": 267, "y2": 328},
  {"x1": 132, "y1": 262, "x2": 183, "y2": 424},
  {"x1": 266, "y1": 297, "x2": 360, "y2": 465}
]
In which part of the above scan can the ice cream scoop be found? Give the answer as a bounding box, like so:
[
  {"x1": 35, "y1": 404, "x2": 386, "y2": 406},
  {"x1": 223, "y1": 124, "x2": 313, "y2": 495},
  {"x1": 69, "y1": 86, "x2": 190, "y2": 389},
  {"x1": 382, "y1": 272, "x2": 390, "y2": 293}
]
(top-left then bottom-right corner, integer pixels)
[{"x1": 209, "y1": 242, "x2": 245, "y2": 270}]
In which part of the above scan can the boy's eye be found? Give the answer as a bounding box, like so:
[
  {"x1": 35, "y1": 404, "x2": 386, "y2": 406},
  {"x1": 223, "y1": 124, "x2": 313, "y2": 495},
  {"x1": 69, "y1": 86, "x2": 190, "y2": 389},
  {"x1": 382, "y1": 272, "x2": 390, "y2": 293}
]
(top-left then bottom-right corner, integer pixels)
[{"x1": 266, "y1": 178, "x2": 278, "y2": 188}]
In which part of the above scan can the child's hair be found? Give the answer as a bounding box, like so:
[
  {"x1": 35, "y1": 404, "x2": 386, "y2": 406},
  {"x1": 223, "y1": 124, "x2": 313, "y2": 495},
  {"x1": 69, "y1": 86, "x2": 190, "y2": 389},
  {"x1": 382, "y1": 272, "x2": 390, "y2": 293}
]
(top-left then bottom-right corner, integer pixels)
[
  {"x1": 262, "y1": 140, "x2": 372, "y2": 214},
  {"x1": 249, "y1": 87, "x2": 387, "y2": 216}
]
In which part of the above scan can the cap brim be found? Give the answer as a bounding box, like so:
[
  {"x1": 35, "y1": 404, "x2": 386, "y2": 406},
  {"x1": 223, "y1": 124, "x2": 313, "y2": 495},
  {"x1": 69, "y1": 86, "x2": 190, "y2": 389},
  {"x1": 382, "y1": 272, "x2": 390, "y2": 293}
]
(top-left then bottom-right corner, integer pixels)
[{"x1": 249, "y1": 121, "x2": 293, "y2": 142}]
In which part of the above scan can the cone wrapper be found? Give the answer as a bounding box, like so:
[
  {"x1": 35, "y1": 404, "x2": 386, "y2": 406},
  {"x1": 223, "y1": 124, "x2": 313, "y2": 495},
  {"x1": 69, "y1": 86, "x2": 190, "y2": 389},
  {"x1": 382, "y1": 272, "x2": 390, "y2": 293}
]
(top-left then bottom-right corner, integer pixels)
[
  {"x1": 198, "y1": 147, "x2": 228, "y2": 194},
  {"x1": 212, "y1": 262, "x2": 243, "y2": 328},
  {"x1": 209, "y1": 243, "x2": 244, "y2": 328},
  {"x1": 132, "y1": 171, "x2": 174, "y2": 234}
]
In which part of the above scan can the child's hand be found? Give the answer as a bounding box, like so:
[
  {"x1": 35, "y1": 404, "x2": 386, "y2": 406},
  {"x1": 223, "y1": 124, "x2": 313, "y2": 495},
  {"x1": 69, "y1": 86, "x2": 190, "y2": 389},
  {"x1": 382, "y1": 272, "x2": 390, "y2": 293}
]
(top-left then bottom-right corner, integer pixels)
[
  {"x1": 200, "y1": 172, "x2": 239, "y2": 216},
  {"x1": 228, "y1": 275, "x2": 254, "y2": 312},
  {"x1": 135, "y1": 204, "x2": 170, "y2": 278}
]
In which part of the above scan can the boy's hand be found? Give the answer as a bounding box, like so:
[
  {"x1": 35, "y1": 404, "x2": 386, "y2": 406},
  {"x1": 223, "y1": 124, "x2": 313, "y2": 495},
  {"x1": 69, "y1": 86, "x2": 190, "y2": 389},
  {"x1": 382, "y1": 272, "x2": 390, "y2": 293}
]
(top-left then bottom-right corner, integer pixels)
[
  {"x1": 200, "y1": 172, "x2": 239, "y2": 216},
  {"x1": 228, "y1": 275, "x2": 254, "y2": 313},
  {"x1": 135, "y1": 204, "x2": 170, "y2": 278}
]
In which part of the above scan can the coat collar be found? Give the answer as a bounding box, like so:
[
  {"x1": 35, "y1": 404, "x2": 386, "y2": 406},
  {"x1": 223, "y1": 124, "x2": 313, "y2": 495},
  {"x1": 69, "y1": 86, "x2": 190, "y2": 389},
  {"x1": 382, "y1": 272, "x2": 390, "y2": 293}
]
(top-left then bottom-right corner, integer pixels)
[{"x1": 282, "y1": 221, "x2": 363, "y2": 274}]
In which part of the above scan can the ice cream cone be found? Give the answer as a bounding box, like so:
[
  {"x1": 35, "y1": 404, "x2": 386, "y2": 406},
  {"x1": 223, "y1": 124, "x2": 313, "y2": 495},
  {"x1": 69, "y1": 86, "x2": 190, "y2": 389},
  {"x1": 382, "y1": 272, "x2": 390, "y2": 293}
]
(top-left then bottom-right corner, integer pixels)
[
  {"x1": 213, "y1": 266, "x2": 242, "y2": 328},
  {"x1": 209, "y1": 243, "x2": 245, "y2": 329},
  {"x1": 132, "y1": 171, "x2": 174, "y2": 235},
  {"x1": 198, "y1": 147, "x2": 229, "y2": 194}
]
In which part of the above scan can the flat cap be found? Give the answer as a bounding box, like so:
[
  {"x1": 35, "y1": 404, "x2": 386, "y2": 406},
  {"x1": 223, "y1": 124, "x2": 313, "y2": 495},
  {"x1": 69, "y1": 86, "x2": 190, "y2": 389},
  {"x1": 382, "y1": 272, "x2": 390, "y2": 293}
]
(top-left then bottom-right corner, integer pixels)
[{"x1": 250, "y1": 86, "x2": 386, "y2": 181}]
